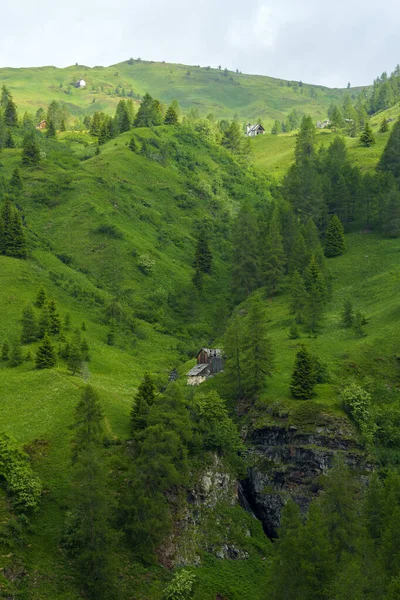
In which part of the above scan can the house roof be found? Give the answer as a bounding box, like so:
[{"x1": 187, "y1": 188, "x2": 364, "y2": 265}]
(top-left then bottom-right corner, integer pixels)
[
  {"x1": 196, "y1": 348, "x2": 222, "y2": 358},
  {"x1": 247, "y1": 124, "x2": 265, "y2": 133},
  {"x1": 187, "y1": 364, "x2": 210, "y2": 377}
]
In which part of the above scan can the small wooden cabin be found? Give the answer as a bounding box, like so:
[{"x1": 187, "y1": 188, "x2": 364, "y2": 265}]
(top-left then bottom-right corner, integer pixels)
[
  {"x1": 187, "y1": 348, "x2": 224, "y2": 386},
  {"x1": 36, "y1": 120, "x2": 47, "y2": 130},
  {"x1": 187, "y1": 363, "x2": 210, "y2": 386}
]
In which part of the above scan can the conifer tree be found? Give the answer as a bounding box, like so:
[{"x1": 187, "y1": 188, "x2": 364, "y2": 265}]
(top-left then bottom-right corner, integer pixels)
[
  {"x1": 241, "y1": 297, "x2": 275, "y2": 399},
  {"x1": 232, "y1": 203, "x2": 259, "y2": 301},
  {"x1": 133, "y1": 93, "x2": 163, "y2": 127},
  {"x1": 60, "y1": 119, "x2": 66, "y2": 132},
  {"x1": 193, "y1": 227, "x2": 212, "y2": 275},
  {"x1": 380, "y1": 118, "x2": 389, "y2": 133},
  {"x1": 4, "y1": 96, "x2": 18, "y2": 127},
  {"x1": 359, "y1": 122, "x2": 375, "y2": 147},
  {"x1": 341, "y1": 299, "x2": 354, "y2": 328},
  {"x1": 9, "y1": 342, "x2": 23, "y2": 367},
  {"x1": 304, "y1": 258, "x2": 327, "y2": 332},
  {"x1": 73, "y1": 385, "x2": 104, "y2": 451},
  {"x1": 379, "y1": 118, "x2": 400, "y2": 179},
  {"x1": 5, "y1": 130, "x2": 15, "y2": 148},
  {"x1": 48, "y1": 300, "x2": 61, "y2": 334},
  {"x1": 1, "y1": 342, "x2": 9, "y2": 361},
  {"x1": 324, "y1": 214, "x2": 346, "y2": 257},
  {"x1": 382, "y1": 187, "x2": 400, "y2": 237},
  {"x1": 223, "y1": 315, "x2": 245, "y2": 401},
  {"x1": 35, "y1": 287, "x2": 47, "y2": 308},
  {"x1": 128, "y1": 136, "x2": 137, "y2": 152},
  {"x1": 221, "y1": 121, "x2": 244, "y2": 154},
  {"x1": 290, "y1": 344, "x2": 316, "y2": 399},
  {"x1": 0, "y1": 197, "x2": 27, "y2": 258},
  {"x1": 36, "y1": 335, "x2": 57, "y2": 369},
  {"x1": 131, "y1": 372, "x2": 158, "y2": 431},
  {"x1": 288, "y1": 233, "x2": 309, "y2": 275},
  {"x1": 21, "y1": 305, "x2": 37, "y2": 343},
  {"x1": 164, "y1": 104, "x2": 179, "y2": 125},
  {"x1": 80, "y1": 339, "x2": 90, "y2": 361},
  {"x1": 21, "y1": 133, "x2": 40, "y2": 166},
  {"x1": 37, "y1": 304, "x2": 50, "y2": 338},
  {"x1": 46, "y1": 119, "x2": 56, "y2": 138},
  {"x1": 261, "y1": 212, "x2": 286, "y2": 295},
  {"x1": 289, "y1": 270, "x2": 308, "y2": 324},
  {"x1": 64, "y1": 312, "x2": 71, "y2": 330},
  {"x1": 9, "y1": 167, "x2": 23, "y2": 192}
]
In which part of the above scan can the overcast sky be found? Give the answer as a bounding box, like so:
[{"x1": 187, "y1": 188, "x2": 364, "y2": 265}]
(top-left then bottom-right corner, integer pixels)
[{"x1": 1, "y1": 0, "x2": 399, "y2": 87}]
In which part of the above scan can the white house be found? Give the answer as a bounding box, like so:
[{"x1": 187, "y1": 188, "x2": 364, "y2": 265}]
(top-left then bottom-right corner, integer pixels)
[
  {"x1": 75, "y1": 79, "x2": 87, "y2": 88},
  {"x1": 245, "y1": 123, "x2": 265, "y2": 137}
]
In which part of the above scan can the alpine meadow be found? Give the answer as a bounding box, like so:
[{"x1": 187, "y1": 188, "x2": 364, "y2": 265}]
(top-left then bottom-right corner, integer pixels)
[{"x1": 1, "y1": 55, "x2": 400, "y2": 600}]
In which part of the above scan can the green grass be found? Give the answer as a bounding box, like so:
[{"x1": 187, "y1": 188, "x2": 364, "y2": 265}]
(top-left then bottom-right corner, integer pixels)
[
  {"x1": 252, "y1": 104, "x2": 400, "y2": 178},
  {"x1": 1, "y1": 60, "x2": 362, "y2": 127}
]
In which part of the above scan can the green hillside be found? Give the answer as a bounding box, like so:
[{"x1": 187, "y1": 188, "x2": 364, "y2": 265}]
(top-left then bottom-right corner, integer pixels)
[
  {"x1": 1, "y1": 71, "x2": 400, "y2": 599},
  {"x1": 252, "y1": 103, "x2": 400, "y2": 178},
  {"x1": 0, "y1": 59, "x2": 358, "y2": 126}
]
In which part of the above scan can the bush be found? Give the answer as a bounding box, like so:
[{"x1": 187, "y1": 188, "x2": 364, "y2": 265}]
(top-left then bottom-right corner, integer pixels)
[
  {"x1": 94, "y1": 224, "x2": 123, "y2": 239},
  {"x1": 340, "y1": 384, "x2": 376, "y2": 444},
  {"x1": 0, "y1": 433, "x2": 42, "y2": 512},
  {"x1": 138, "y1": 254, "x2": 156, "y2": 274},
  {"x1": 164, "y1": 569, "x2": 196, "y2": 600}
]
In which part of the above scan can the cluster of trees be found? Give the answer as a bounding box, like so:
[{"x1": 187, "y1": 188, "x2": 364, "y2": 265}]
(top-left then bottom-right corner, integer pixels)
[
  {"x1": 271, "y1": 109, "x2": 302, "y2": 135},
  {"x1": 1, "y1": 287, "x2": 90, "y2": 373},
  {"x1": 270, "y1": 462, "x2": 400, "y2": 600},
  {"x1": 282, "y1": 115, "x2": 400, "y2": 236},
  {"x1": 0, "y1": 196, "x2": 26, "y2": 258},
  {"x1": 367, "y1": 65, "x2": 400, "y2": 113}
]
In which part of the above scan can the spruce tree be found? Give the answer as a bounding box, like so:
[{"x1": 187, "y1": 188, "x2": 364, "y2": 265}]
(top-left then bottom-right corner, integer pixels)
[
  {"x1": 359, "y1": 122, "x2": 375, "y2": 147},
  {"x1": 128, "y1": 136, "x2": 137, "y2": 152},
  {"x1": 223, "y1": 315, "x2": 245, "y2": 401},
  {"x1": 241, "y1": 296, "x2": 275, "y2": 399},
  {"x1": 341, "y1": 299, "x2": 354, "y2": 328},
  {"x1": 288, "y1": 233, "x2": 309, "y2": 274},
  {"x1": 289, "y1": 270, "x2": 308, "y2": 324},
  {"x1": 37, "y1": 304, "x2": 50, "y2": 338},
  {"x1": 290, "y1": 345, "x2": 316, "y2": 399},
  {"x1": 21, "y1": 305, "x2": 37, "y2": 343},
  {"x1": 131, "y1": 372, "x2": 157, "y2": 431},
  {"x1": 21, "y1": 134, "x2": 40, "y2": 166},
  {"x1": 193, "y1": 227, "x2": 212, "y2": 275},
  {"x1": 261, "y1": 212, "x2": 286, "y2": 295},
  {"x1": 4, "y1": 96, "x2": 18, "y2": 127},
  {"x1": 73, "y1": 385, "x2": 104, "y2": 451},
  {"x1": 35, "y1": 335, "x2": 57, "y2": 369},
  {"x1": 9, "y1": 167, "x2": 23, "y2": 192},
  {"x1": 324, "y1": 214, "x2": 346, "y2": 257},
  {"x1": 5, "y1": 130, "x2": 15, "y2": 148},
  {"x1": 380, "y1": 118, "x2": 389, "y2": 133},
  {"x1": 0, "y1": 197, "x2": 27, "y2": 259},
  {"x1": 9, "y1": 342, "x2": 23, "y2": 367},
  {"x1": 46, "y1": 119, "x2": 56, "y2": 138},
  {"x1": 379, "y1": 118, "x2": 400, "y2": 179},
  {"x1": 164, "y1": 104, "x2": 179, "y2": 125},
  {"x1": 35, "y1": 286, "x2": 47, "y2": 308},
  {"x1": 48, "y1": 300, "x2": 61, "y2": 334},
  {"x1": 68, "y1": 335, "x2": 83, "y2": 375},
  {"x1": 1, "y1": 342, "x2": 9, "y2": 361}
]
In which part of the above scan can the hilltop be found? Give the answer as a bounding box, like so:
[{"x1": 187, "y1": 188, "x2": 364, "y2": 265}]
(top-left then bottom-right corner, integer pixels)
[{"x1": 0, "y1": 59, "x2": 361, "y2": 127}]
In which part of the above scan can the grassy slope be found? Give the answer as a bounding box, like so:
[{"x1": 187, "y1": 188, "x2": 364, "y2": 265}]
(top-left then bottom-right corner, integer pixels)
[
  {"x1": 252, "y1": 104, "x2": 400, "y2": 178},
  {"x1": 1, "y1": 60, "x2": 358, "y2": 126},
  {"x1": 0, "y1": 127, "x2": 272, "y2": 598}
]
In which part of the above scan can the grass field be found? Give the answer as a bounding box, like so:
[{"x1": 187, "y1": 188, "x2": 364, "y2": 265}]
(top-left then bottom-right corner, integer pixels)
[{"x1": 0, "y1": 59, "x2": 364, "y2": 127}]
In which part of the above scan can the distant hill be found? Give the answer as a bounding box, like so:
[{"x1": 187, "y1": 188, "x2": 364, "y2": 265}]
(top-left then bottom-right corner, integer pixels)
[{"x1": 0, "y1": 59, "x2": 365, "y2": 126}]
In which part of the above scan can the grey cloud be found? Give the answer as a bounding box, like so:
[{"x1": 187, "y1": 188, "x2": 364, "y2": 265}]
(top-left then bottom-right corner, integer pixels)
[{"x1": 0, "y1": 0, "x2": 399, "y2": 87}]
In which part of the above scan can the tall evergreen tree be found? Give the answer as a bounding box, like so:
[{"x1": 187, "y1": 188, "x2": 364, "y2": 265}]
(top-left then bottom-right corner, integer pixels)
[
  {"x1": 73, "y1": 385, "x2": 104, "y2": 452},
  {"x1": 133, "y1": 93, "x2": 163, "y2": 127},
  {"x1": 382, "y1": 187, "x2": 400, "y2": 237},
  {"x1": 131, "y1": 372, "x2": 157, "y2": 431},
  {"x1": 35, "y1": 335, "x2": 57, "y2": 369},
  {"x1": 290, "y1": 344, "x2": 316, "y2": 399},
  {"x1": 359, "y1": 122, "x2": 375, "y2": 147},
  {"x1": 9, "y1": 342, "x2": 23, "y2": 367},
  {"x1": 289, "y1": 270, "x2": 308, "y2": 324},
  {"x1": 37, "y1": 304, "x2": 50, "y2": 338},
  {"x1": 232, "y1": 203, "x2": 259, "y2": 301},
  {"x1": 193, "y1": 227, "x2": 212, "y2": 275},
  {"x1": 9, "y1": 167, "x2": 23, "y2": 193},
  {"x1": 324, "y1": 214, "x2": 346, "y2": 257},
  {"x1": 164, "y1": 104, "x2": 179, "y2": 125},
  {"x1": 380, "y1": 118, "x2": 389, "y2": 133},
  {"x1": 48, "y1": 300, "x2": 61, "y2": 334},
  {"x1": 4, "y1": 96, "x2": 18, "y2": 127},
  {"x1": 21, "y1": 305, "x2": 37, "y2": 343},
  {"x1": 261, "y1": 212, "x2": 286, "y2": 295},
  {"x1": 45, "y1": 119, "x2": 56, "y2": 138},
  {"x1": 241, "y1": 296, "x2": 275, "y2": 399},
  {"x1": 68, "y1": 332, "x2": 83, "y2": 375},
  {"x1": 223, "y1": 315, "x2": 245, "y2": 401},
  {"x1": 379, "y1": 118, "x2": 400, "y2": 179},
  {"x1": 341, "y1": 299, "x2": 354, "y2": 328},
  {"x1": 0, "y1": 197, "x2": 27, "y2": 258},
  {"x1": 35, "y1": 286, "x2": 47, "y2": 308},
  {"x1": 21, "y1": 133, "x2": 40, "y2": 166},
  {"x1": 5, "y1": 130, "x2": 15, "y2": 148}
]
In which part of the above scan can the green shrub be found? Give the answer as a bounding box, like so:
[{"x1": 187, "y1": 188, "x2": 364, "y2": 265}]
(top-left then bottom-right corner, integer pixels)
[
  {"x1": 164, "y1": 569, "x2": 196, "y2": 600},
  {"x1": 95, "y1": 223, "x2": 123, "y2": 239},
  {"x1": 340, "y1": 384, "x2": 376, "y2": 444},
  {"x1": 0, "y1": 433, "x2": 42, "y2": 512},
  {"x1": 138, "y1": 254, "x2": 156, "y2": 274}
]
